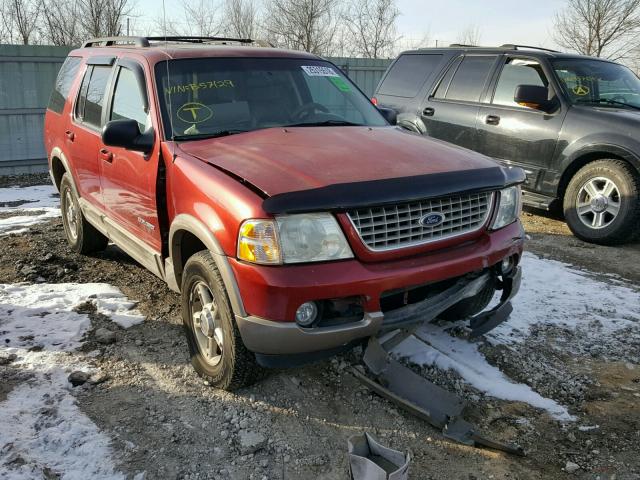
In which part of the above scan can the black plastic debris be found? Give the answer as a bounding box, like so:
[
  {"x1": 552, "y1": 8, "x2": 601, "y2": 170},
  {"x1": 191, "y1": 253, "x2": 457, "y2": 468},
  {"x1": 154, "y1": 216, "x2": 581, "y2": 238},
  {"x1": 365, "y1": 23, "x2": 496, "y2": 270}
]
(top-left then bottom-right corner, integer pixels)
[
  {"x1": 351, "y1": 337, "x2": 525, "y2": 456},
  {"x1": 348, "y1": 432, "x2": 410, "y2": 480}
]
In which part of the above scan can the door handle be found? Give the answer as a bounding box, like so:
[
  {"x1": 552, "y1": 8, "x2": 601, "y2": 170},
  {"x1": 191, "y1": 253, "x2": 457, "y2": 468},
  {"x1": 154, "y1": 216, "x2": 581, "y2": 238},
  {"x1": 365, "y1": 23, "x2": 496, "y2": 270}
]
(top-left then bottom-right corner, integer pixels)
[
  {"x1": 422, "y1": 107, "x2": 435, "y2": 117},
  {"x1": 99, "y1": 148, "x2": 113, "y2": 163},
  {"x1": 485, "y1": 115, "x2": 500, "y2": 126},
  {"x1": 65, "y1": 130, "x2": 75, "y2": 141}
]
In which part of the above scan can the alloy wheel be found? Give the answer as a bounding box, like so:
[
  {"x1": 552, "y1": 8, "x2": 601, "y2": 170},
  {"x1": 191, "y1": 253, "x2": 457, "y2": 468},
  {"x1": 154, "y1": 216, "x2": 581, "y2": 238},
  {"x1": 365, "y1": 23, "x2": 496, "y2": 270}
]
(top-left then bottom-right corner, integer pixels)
[
  {"x1": 189, "y1": 280, "x2": 224, "y2": 366},
  {"x1": 576, "y1": 176, "x2": 621, "y2": 229}
]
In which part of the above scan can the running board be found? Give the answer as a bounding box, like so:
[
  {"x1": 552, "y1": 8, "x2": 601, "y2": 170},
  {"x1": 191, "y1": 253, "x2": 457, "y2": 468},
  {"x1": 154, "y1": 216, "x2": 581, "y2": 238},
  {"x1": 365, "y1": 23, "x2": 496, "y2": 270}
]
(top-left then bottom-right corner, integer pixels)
[{"x1": 351, "y1": 337, "x2": 525, "y2": 457}]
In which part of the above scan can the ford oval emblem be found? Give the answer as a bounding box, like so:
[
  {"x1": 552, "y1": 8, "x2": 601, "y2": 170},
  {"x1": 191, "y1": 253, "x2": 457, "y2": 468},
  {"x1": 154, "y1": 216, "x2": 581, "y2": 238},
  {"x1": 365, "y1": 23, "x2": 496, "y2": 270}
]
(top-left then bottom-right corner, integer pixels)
[{"x1": 420, "y1": 212, "x2": 445, "y2": 227}]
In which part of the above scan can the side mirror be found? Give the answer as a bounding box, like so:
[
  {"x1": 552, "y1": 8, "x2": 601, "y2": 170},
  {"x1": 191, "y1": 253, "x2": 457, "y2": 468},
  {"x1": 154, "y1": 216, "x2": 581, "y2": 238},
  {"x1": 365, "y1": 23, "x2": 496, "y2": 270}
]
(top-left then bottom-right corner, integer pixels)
[
  {"x1": 102, "y1": 119, "x2": 154, "y2": 153},
  {"x1": 514, "y1": 85, "x2": 553, "y2": 112},
  {"x1": 377, "y1": 107, "x2": 398, "y2": 125}
]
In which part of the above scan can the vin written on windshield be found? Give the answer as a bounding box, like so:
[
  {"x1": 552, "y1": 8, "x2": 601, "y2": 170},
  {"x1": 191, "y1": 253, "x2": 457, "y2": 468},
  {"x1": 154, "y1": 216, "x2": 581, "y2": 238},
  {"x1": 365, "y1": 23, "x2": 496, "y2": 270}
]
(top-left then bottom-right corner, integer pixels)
[{"x1": 154, "y1": 58, "x2": 387, "y2": 140}]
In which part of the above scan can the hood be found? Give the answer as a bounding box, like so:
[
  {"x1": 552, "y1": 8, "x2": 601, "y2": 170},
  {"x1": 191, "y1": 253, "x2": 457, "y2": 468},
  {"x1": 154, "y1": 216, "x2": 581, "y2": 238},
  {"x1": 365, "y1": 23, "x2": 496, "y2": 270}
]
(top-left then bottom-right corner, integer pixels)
[{"x1": 177, "y1": 126, "x2": 501, "y2": 198}]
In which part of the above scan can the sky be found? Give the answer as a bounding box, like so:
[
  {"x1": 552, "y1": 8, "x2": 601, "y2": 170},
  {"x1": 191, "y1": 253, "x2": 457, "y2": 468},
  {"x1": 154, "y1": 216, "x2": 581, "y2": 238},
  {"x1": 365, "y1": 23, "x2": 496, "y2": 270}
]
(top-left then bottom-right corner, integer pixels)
[{"x1": 135, "y1": 0, "x2": 569, "y2": 52}]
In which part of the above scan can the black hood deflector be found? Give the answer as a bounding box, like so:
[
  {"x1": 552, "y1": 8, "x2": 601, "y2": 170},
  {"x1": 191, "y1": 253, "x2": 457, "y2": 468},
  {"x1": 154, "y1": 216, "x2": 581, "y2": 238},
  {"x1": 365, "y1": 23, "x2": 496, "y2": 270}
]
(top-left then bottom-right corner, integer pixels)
[{"x1": 262, "y1": 166, "x2": 526, "y2": 214}]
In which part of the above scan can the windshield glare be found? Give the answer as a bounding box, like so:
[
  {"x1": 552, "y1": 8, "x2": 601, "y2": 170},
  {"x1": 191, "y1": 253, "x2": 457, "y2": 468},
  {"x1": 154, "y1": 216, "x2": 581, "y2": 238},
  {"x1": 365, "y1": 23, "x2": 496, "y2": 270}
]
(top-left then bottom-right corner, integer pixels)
[
  {"x1": 552, "y1": 58, "x2": 640, "y2": 108},
  {"x1": 154, "y1": 58, "x2": 387, "y2": 139}
]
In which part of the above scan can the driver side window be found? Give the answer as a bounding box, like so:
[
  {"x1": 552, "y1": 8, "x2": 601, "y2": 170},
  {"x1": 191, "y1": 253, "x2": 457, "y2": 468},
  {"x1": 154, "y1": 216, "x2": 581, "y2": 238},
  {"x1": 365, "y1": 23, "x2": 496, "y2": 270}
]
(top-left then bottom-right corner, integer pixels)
[{"x1": 493, "y1": 58, "x2": 549, "y2": 108}]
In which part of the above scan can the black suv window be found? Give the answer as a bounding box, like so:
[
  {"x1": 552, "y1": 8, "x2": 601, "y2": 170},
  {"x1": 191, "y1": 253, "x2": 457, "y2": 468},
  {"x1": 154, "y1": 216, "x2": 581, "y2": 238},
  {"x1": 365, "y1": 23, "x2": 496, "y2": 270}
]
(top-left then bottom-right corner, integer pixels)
[
  {"x1": 48, "y1": 56, "x2": 82, "y2": 114},
  {"x1": 378, "y1": 54, "x2": 444, "y2": 97},
  {"x1": 493, "y1": 58, "x2": 548, "y2": 107},
  {"x1": 435, "y1": 55, "x2": 497, "y2": 103},
  {"x1": 76, "y1": 65, "x2": 112, "y2": 128},
  {"x1": 110, "y1": 67, "x2": 149, "y2": 131}
]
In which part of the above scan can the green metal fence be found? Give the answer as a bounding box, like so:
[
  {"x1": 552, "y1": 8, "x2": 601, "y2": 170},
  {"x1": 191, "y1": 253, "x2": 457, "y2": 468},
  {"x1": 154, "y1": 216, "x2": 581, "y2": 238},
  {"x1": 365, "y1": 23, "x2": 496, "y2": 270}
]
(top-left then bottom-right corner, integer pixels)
[{"x1": 0, "y1": 44, "x2": 392, "y2": 175}]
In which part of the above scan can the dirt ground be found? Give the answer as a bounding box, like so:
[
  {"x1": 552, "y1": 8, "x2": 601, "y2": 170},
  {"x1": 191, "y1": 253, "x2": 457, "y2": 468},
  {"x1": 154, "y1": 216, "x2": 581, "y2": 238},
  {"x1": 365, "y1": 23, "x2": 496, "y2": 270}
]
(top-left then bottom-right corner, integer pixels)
[{"x1": 1, "y1": 179, "x2": 639, "y2": 480}]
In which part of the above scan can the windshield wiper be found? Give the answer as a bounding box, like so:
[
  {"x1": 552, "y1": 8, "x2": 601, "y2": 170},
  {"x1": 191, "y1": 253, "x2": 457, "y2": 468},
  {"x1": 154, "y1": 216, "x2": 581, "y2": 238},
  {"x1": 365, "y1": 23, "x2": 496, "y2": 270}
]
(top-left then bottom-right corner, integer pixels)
[
  {"x1": 576, "y1": 98, "x2": 640, "y2": 110},
  {"x1": 283, "y1": 120, "x2": 365, "y2": 127},
  {"x1": 172, "y1": 129, "x2": 247, "y2": 141}
]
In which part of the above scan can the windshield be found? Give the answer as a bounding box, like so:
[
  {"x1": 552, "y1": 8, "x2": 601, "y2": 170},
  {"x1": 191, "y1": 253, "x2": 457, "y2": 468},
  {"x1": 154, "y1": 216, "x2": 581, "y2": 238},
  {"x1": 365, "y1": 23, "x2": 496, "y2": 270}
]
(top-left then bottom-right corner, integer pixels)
[
  {"x1": 551, "y1": 58, "x2": 640, "y2": 109},
  {"x1": 154, "y1": 57, "x2": 387, "y2": 139}
]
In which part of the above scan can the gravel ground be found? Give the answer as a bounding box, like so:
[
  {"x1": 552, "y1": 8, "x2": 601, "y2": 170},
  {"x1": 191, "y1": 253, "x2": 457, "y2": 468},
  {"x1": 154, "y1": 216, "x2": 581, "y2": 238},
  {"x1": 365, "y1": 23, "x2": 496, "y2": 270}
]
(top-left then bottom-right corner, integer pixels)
[{"x1": 1, "y1": 179, "x2": 639, "y2": 480}]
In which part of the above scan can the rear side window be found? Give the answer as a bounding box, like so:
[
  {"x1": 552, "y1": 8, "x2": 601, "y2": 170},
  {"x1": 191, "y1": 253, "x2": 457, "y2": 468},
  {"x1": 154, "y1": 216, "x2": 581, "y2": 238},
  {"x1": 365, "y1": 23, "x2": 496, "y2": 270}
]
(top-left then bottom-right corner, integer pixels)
[
  {"x1": 75, "y1": 65, "x2": 112, "y2": 128},
  {"x1": 378, "y1": 54, "x2": 443, "y2": 97},
  {"x1": 435, "y1": 55, "x2": 498, "y2": 103},
  {"x1": 48, "y1": 56, "x2": 82, "y2": 114},
  {"x1": 110, "y1": 67, "x2": 150, "y2": 131}
]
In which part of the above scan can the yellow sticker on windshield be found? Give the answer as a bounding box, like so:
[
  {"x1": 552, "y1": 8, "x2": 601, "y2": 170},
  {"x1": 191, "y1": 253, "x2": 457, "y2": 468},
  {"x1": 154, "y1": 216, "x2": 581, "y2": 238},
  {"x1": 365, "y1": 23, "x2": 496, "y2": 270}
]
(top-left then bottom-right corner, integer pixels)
[
  {"x1": 177, "y1": 102, "x2": 213, "y2": 124},
  {"x1": 573, "y1": 85, "x2": 590, "y2": 96}
]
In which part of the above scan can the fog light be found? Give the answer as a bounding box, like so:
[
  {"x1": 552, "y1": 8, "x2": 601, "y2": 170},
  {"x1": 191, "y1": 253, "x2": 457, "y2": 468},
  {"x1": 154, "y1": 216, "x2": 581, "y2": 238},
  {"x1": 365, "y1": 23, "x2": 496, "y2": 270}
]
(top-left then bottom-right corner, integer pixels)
[
  {"x1": 501, "y1": 256, "x2": 515, "y2": 275},
  {"x1": 295, "y1": 302, "x2": 318, "y2": 327}
]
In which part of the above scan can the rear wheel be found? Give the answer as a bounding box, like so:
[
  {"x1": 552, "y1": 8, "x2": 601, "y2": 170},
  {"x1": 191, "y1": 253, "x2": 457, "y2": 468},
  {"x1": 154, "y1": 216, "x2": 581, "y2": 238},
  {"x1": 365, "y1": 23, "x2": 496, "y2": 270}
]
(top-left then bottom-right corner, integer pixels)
[
  {"x1": 60, "y1": 173, "x2": 108, "y2": 254},
  {"x1": 181, "y1": 251, "x2": 261, "y2": 390},
  {"x1": 563, "y1": 160, "x2": 640, "y2": 245}
]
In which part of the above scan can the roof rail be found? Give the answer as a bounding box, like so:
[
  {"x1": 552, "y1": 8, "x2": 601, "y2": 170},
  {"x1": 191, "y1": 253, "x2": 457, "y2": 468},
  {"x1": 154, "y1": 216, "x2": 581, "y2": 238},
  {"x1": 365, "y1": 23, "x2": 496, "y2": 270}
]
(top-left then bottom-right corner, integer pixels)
[
  {"x1": 448, "y1": 43, "x2": 480, "y2": 48},
  {"x1": 500, "y1": 44, "x2": 561, "y2": 53},
  {"x1": 82, "y1": 36, "x2": 150, "y2": 48},
  {"x1": 82, "y1": 36, "x2": 273, "y2": 49}
]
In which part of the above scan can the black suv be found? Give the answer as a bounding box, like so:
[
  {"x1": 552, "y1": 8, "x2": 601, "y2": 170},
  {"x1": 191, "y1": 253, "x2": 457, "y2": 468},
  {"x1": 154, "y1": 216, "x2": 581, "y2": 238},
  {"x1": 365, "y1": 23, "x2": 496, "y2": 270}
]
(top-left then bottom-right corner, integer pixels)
[{"x1": 373, "y1": 44, "x2": 640, "y2": 245}]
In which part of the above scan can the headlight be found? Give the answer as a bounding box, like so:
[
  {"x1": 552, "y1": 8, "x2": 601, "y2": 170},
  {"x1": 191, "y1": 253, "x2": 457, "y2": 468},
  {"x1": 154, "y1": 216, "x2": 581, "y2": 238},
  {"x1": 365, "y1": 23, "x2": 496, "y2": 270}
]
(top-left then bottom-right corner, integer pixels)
[
  {"x1": 492, "y1": 186, "x2": 521, "y2": 230},
  {"x1": 237, "y1": 213, "x2": 353, "y2": 265}
]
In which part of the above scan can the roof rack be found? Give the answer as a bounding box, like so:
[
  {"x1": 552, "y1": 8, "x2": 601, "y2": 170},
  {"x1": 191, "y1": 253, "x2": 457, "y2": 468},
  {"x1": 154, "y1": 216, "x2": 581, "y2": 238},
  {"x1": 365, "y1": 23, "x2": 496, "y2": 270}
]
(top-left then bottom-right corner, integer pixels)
[
  {"x1": 82, "y1": 36, "x2": 272, "y2": 48},
  {"x1": 500, "y1": 44, "x2": 561, "y2": 53},
  {"x1": 448, "y1": 43, "x2": 480, "y2": 48}
]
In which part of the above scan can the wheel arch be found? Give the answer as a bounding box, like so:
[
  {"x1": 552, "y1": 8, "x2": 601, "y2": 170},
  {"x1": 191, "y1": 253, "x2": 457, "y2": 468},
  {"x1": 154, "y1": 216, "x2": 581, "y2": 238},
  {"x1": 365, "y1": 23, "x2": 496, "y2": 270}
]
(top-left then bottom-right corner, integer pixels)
[
  {"x1": 49, "y1": 147, "x2": 74, "y2": 192},
  {"x1": 169, "y1": 214, "x2": 246, "y2": 317},
  {"x1": 557, "y1": 148, "x2": 639, "y2": 200}
]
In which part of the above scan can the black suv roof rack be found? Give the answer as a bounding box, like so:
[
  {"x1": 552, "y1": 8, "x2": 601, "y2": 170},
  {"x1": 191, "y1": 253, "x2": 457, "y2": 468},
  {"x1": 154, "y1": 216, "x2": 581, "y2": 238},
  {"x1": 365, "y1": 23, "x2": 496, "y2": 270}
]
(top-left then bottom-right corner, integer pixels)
[
  {"x1": 82, "y1": 36, "x2": 271, "y2": 48},
  {"x1": 499, "y1": 44, "x2": 561, "y2": 53}
]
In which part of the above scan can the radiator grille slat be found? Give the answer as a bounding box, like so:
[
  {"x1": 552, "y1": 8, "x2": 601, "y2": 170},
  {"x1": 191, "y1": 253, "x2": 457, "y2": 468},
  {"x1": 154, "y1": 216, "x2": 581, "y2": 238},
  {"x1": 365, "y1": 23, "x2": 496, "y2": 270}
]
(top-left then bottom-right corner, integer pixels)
[{"x1": 347, "y1": 192, "x2": 493, "y2": 251}]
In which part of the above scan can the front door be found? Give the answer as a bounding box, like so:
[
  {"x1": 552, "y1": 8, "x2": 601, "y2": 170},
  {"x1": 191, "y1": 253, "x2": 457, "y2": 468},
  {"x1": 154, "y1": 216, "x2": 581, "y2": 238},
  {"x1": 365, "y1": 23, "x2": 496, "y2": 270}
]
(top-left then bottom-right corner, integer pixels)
[
  {"x1": 476, "y1": 56, "x2": 568, "y2": 192},
  {"x1": 421, "y1": 54, "x2": 499, "y2": 151},
  {"x1": 98, "y1": 61, "x2": 162, "y2": 253}
]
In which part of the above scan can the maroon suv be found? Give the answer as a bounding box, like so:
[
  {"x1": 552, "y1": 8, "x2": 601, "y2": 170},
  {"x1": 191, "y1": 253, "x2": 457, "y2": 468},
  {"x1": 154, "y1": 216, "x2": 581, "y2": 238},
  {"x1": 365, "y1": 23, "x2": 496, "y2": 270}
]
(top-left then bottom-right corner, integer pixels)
[{"x1": 44, "y1": 36, "x2": 525, "y2": 390}]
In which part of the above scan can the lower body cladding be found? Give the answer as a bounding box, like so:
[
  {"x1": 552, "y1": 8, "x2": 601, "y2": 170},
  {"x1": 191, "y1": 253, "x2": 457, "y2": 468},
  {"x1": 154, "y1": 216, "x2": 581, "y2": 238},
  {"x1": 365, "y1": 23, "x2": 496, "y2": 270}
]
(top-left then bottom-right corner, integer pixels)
[{"x1": 234, "y1": 221, "x2": 525, "y2": 367}]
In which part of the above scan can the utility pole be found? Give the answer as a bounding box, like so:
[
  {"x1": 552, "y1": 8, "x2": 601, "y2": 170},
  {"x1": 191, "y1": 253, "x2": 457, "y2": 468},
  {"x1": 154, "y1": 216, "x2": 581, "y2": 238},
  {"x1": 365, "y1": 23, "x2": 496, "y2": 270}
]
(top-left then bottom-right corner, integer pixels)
[{"x1": 127, "y1": 17, "x2": 130, "y2": 36}]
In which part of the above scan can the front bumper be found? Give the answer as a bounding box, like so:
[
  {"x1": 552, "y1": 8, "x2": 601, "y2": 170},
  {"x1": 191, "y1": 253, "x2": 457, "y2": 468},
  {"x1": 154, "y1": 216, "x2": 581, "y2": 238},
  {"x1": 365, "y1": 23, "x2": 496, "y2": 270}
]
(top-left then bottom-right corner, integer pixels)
[{"x1": 233, "y1": 221, "x2": 525, "y2": 361}]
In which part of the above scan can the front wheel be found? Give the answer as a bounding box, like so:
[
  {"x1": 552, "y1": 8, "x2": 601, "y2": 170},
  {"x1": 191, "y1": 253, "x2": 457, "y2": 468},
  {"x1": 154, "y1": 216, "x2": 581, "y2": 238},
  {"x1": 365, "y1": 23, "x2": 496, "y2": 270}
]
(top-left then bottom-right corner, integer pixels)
[
  {"x1": 563, "y1": 160, "x2": 640, "y2": 245},
  {"x1": 181, "y1": 251, "x2": 261, "y2": 390}
]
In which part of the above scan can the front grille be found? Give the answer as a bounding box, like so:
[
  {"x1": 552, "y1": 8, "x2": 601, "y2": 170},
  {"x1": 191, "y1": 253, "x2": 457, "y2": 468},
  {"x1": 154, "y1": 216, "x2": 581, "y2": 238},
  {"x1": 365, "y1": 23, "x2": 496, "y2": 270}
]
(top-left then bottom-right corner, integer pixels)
[{"x1": 347, "y1": 192, "x2": 494, "y2": 251}]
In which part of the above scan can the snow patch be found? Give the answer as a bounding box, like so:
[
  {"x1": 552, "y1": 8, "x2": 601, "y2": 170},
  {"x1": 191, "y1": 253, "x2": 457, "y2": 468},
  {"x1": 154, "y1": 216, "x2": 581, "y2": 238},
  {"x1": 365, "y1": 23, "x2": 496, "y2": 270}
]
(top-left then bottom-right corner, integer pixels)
[
  {"x1": 0, "y1": 282, "x2": 144, "y2": 479},
  {"x1": 0, "y1": 185, "x2": 60, "y2": 235},
  {"x1": 394, "y1": 324, "x2": 575, "y2": 421},
  {"x1": 490, "y1": 252, "x2": 640, "y2": 344}
]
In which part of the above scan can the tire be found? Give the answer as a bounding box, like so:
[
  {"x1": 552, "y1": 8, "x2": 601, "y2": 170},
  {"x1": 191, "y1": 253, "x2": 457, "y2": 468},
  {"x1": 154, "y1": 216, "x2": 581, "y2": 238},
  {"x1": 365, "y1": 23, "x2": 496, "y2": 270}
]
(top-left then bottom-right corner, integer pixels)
[
  {"x1": 181, "y1": 250, "x2": 261, "y2": 390},
  {"x1": 439, "y1": 281, "x2": 495, "y2": 321},
  {"x1": 563, "y1": 160, "x2": 640, "y2": 245},
  {"x1": 60, "y1": 173, "x2": 108, "y2": 254}
]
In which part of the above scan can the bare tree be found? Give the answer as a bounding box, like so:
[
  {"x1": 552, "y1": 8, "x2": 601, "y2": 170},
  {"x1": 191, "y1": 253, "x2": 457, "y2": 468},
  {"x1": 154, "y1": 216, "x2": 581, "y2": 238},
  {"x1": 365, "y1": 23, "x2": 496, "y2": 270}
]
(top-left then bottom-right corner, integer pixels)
[
  {"x1": 553, "y1": 0, "x2": 640, "y2": 61},
  {"x1": 344, "y1": 0, "x2": 399, "y2": 58},
  {"x1": 78, "y1": 0, "x2": 134, "y2": 38},
  {"x1": 183, "y1": 0, "x2": 222, "y2": 36},
  {"x1": 0, "y1": 0, "x2": 13, "y2": 43},
  {"x1": 456, "y1": 24, "x2": 482, "y2": 46},
  {"x1": 264, "y1": 0, "x2": 341, "y2": 55},
  {"x1": 41, "y1": 0, "x2": 83, "y2": 46},
  {"x1": 4, "y1": 0, "x2": 41, "y2": 44},
  {"x1": 224, "y1": 0, "x2": 258, "y2": 38}
]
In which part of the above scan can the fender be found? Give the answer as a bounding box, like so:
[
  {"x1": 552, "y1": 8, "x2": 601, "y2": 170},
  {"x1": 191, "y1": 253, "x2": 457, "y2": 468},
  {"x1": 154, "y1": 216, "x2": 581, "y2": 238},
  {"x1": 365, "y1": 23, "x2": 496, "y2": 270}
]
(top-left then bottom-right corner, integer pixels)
[
  {"x1": 559, "y1": 135, "x2": 640, "y2": 176},
  {"x1": 49, "y1": 146, "x2": 76, "y2": 192},
  {"x1": 168, "y1": 213, "x2": 246, "y2": 317}
]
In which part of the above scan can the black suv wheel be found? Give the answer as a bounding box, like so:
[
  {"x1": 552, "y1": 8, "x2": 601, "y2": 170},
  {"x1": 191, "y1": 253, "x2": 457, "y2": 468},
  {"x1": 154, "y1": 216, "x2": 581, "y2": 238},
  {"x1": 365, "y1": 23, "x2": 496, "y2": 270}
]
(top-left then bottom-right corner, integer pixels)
[{"x1": 563, "y1": 160, "x2": 640, "y2": 245}]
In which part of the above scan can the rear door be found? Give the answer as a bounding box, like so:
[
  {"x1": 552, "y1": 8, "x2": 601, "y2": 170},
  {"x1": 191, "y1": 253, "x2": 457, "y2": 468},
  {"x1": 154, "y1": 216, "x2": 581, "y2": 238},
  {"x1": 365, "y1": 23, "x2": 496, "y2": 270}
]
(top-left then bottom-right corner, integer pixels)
[
  {"x1": 420, "y1": 54, "x2": 500, "y2": 150},
  {"x1": 69, "y1": 58, "x2": 115, "y2": 209},
  {"x1": 98, "y1": 58, "x2": 162, "y2": 252},
  {"x1": 476, "y1": 55, "x2": 567, "y2": 192}
]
